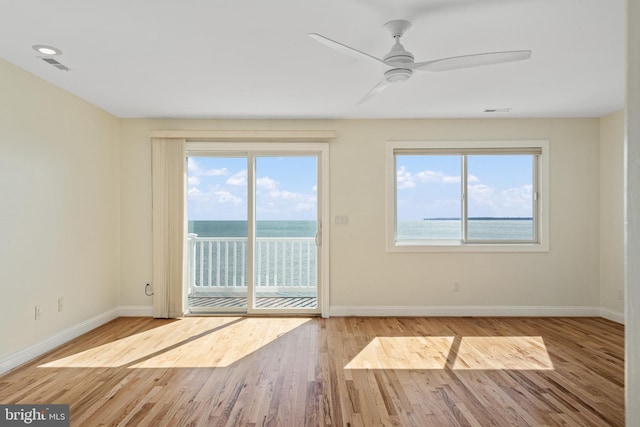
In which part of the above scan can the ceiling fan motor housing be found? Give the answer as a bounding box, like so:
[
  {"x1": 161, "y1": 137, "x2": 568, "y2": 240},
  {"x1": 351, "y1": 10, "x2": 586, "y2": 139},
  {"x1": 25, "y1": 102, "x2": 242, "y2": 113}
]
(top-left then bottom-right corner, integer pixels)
[
  {"x1": 384, "y1": 68, "x2": 412, "y2": 83},
  {"x1": 383, "y1": 40, "x2": 414, "y2": 65},
  {"x1": 383, "y1": 39, "x2": 414, "y2": 82}
]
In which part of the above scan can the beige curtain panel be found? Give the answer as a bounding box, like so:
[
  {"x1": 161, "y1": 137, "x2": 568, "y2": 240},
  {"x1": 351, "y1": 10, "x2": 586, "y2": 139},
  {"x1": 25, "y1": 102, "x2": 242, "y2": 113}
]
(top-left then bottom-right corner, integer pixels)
[{"x1": 151, "y1": 137, "x2": 186, "y2": 318}]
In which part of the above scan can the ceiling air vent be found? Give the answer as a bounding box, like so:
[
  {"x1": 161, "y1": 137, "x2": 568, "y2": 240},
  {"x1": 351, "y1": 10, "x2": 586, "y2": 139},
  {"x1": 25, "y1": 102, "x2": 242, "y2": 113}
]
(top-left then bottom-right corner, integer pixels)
[
  {"x1": 40, "y1": 57, "x2": 70, "y2": 71},
  {"x1": 484, "y1": 108, "x2": 512, "y2": 113}
]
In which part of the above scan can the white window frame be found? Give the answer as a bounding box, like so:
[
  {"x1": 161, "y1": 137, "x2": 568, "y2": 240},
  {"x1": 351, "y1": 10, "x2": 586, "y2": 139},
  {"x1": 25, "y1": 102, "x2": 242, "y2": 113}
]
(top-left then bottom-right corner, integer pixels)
[{"x1": 386, "y1": 140, "x2": 550, "y2": 253}]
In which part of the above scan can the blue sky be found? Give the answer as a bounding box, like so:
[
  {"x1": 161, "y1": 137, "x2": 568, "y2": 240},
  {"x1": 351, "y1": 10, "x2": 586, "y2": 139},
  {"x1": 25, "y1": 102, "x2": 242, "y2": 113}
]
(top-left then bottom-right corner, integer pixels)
[
  {"x1": 396, "y1": 155, "x2": 534, "y2": 220},
  {"x1": 187, "y1": 156, "x2": 317, "y2": 221},
  {"x1": 188, "y1": 154, "x2": 532, "y2": 221}
]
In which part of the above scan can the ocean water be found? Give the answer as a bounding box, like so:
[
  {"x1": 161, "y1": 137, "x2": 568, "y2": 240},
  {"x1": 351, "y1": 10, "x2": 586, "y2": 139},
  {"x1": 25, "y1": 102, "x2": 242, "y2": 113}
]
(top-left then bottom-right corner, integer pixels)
[
  {"x1": 189, "y1": 219, "x2": 533, "y2": 240},
  {"x1": 189, "y1": 220, "x2": 317, "y2": 238},
  {"x1": 398, "y1": 219, "x2": 534, "y2": 241}
]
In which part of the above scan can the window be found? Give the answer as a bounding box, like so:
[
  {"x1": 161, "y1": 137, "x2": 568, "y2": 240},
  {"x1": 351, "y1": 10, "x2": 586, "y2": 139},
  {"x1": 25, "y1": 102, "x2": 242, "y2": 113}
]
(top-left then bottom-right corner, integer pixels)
[{"x1": 386, "y1": 140, "x2": 549, "y2": 252}]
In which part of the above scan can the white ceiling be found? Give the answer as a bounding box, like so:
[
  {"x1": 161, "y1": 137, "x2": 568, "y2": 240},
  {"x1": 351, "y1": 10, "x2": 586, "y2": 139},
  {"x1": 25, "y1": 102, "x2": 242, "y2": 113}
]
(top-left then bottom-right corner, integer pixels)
[{"x1": 0, "y1": 0, "x2": 625, "y2": 119}]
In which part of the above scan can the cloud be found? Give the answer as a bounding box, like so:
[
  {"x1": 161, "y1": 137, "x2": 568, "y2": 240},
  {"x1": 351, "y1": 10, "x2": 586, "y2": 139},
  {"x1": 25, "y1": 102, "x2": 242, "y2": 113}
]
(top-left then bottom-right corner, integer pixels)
[
  {"x1": 468, "y1": 183, "x2": 496, "y2": 205},
  {"x1": 413, "y1": 170, "x2": 463, "y2": 185},
  {"x1": 227, "y1": 170, "x2": 247, "y2": 186},
  {"x1": 269, "y1": 189, "x2": 298, "y2": 200},
  {"x1": 214, "y1": 190, "x2": 242, "y2": 206},
  {"x1": 295, "y1": 202, "x2": 315, "y2": 212},
  {"x1": 397, "y1": 166, "x2": 416, "y2": 189},
  {"x1": 188, "y1": 187, "x2": 208, "y2": 202},
  {"x1": 468, "y1": 183, "x2": 533, "y2": 216},
  {"x1": 188, "y1": 176, "x2": 200, "y2": 186},
  {"x1": 188, "y1": 158, "x2": 229, "y2": 177},
  {"x1": 500, "y1": 185, "x2": 533, "y2": 209},
  {"x1": 188, "y1": 185, "x2": 244, "y2": 207},
  {"x1": 257, "y1": 176, "x2": 277, "y2": 190},
  {"x1": 187, "y1": 158, "x2": 199, "y2": 174},
  {"x1": 258, "y1": 176, "x2": 313, "y2": 203},
  {"x1": 416, "y1": 170, "x2": 444, "y2": 183},
  {"x1": 398, "y1": 167, "x2": 469, "y2": 189},
  {"x1": 440, "y1": 174, "x2": 478, "y2": 184},
  {"x1": 255, "y1": 175, "x2": 317, "y2": 214},
  {"x1": 442, "y1": 175, "x2": 460, "y2": 184},
  {"x1": 204, "y1": 168, "x2": 229, "y2": 176}
]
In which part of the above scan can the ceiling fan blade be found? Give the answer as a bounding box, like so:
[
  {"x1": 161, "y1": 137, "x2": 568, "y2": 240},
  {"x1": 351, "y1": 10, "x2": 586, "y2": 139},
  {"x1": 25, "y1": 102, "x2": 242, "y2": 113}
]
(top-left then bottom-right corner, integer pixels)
[
  {"x1": 357, "y1": 79, "x2": 392, "y2": 105},
  {"x1": 308, "y1": 33, "x2": 386, "y2": 66},
  {"x1": 408, "y1": 50, "x2": 532, "y2": 72}
]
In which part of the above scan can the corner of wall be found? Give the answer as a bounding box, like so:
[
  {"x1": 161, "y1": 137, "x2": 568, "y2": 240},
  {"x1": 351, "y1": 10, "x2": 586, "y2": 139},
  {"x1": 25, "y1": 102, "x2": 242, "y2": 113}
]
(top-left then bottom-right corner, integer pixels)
[{"x1": 598, "y1": 110, "x2": 625, "y2": 317}]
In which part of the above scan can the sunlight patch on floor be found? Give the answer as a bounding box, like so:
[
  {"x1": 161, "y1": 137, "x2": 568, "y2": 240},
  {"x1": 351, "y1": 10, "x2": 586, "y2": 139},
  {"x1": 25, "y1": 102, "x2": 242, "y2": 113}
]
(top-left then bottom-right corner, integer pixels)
[
  {"x1": 344, "y1": 337, "x2": 455, "y2": 370},
  {"x1": 130, "y1": 317, "x2": 311, "y2": 368},
  {"x1": 344, "y1": 336, "x2": 554, "y2": 370},
  {"x1": 452, "y1": 336, "x2": 554, "y2": 370},
  {"x1": 38, "y1": 317, "x2": 311, "y2": 369}
]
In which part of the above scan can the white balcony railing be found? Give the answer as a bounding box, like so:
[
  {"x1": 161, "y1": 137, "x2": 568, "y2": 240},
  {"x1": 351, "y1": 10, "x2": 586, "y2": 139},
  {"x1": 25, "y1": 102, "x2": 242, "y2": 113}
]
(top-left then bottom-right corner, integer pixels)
[{"x1": 187, "y1": 234, "x2": 317, "y2": 295}]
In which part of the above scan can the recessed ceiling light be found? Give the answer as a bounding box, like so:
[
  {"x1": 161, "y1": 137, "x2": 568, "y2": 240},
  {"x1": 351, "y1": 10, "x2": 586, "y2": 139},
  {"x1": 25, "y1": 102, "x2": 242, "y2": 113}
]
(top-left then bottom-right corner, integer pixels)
[{"x1": 32, "y1": 45, "x2": 62, "y2": 56}]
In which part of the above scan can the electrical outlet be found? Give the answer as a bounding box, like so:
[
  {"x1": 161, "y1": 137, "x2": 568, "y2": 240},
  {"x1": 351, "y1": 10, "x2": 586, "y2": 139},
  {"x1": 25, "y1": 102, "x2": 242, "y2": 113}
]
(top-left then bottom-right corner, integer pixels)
[
  {"x1": 453, "y1": 281, "x2": 461, "y2": 292},
  {"x1": 35, "y1": 305, "x2": 41, "y2": 320},
  {"x1": 58, "y1": 298, "x2": 64, "y2": 312}
]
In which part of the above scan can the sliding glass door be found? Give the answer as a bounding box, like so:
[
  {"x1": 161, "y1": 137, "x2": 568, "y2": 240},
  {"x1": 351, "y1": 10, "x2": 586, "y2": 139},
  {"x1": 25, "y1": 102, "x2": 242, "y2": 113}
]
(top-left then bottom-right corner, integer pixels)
[
  {"x1": 254, "y1": 156, "x2": 318, "y2": 310},
  {"x1": 187, "y1": 156, "x2": 249, "y2": 312},
  {"x1": 186, "y1": 144, "x2": 324, "y2": 315}
]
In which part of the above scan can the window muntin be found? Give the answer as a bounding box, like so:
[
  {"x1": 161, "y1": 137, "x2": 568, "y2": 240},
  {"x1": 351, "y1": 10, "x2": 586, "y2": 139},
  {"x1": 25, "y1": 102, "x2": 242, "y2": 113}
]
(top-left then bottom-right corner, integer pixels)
[{"x1": 388, "y1": 141, "x2": 548, "y2": 252}]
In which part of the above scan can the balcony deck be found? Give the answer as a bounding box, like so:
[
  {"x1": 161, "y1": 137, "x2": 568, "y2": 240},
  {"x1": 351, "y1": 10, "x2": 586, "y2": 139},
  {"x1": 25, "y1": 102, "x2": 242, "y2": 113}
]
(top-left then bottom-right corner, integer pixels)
[{"x1": 188, "y1": 295, "x2": 317, "y2": 310}]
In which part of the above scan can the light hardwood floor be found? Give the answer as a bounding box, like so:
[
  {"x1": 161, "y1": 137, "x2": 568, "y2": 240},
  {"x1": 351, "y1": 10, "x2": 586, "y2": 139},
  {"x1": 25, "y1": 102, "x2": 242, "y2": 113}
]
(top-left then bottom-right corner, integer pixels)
[{"x1": 0, "y1": 316, "x2": 624, "y2": 426}]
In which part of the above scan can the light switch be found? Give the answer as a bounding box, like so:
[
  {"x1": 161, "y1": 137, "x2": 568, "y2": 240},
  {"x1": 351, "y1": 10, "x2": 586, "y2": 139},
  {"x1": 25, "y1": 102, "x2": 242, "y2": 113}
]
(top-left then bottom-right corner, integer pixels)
[{"x1": 335, "y1": 215, "x2": 349, "y2": 225}]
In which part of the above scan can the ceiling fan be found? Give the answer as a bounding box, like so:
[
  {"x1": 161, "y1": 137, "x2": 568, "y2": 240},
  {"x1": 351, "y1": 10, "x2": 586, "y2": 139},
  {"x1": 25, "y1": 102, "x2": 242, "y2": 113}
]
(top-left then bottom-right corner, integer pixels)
[{"x1": 309, "y1": 20, "x2": 532, "y2": 104}]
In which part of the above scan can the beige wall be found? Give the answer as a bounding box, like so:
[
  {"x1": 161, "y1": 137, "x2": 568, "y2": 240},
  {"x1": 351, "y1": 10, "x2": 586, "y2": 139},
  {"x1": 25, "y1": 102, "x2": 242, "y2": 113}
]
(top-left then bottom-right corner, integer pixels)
[
  {"x1": 0, "y1": 59, "x2": 120, "y2": 362},
  {"x1": 119, "y1": 117, "x2": 602, "y2": 312},
  {"x1": 599, "y1": 110, "x2": 625, "y2": 318}
]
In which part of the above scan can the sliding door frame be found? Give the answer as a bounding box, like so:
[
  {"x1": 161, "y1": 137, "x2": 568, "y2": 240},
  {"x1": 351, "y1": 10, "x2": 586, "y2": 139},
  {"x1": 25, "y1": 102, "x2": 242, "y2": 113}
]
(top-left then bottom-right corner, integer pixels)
[{"x1": 186, "y1": 141, "x2": 330, "y2": 317}]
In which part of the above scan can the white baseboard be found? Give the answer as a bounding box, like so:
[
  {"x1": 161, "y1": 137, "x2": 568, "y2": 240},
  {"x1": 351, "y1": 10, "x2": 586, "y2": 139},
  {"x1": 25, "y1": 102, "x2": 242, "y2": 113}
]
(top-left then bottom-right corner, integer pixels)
[
  {"x1": 118, "y1": 305, "x2": 153, "y2": 317},
  {"x1": 329, "y1": 305, "x2": 602, "y2": 318},
  {"x1": 600, "y1": 307, "x2": 625, "y2": 324},
  {"x1": 116, "y1": 305, "x2": 622, "y2": 322},
  {"x1": 0, "y1": 308, "x2": 119, "y2": 376}
]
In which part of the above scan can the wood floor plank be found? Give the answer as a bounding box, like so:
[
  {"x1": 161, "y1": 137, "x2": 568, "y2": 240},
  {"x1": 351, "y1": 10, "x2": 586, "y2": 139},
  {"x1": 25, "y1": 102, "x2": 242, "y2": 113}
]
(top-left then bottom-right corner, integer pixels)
[{"x1": 0, "y1": 316, "x2": 625, "y2": 426}]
